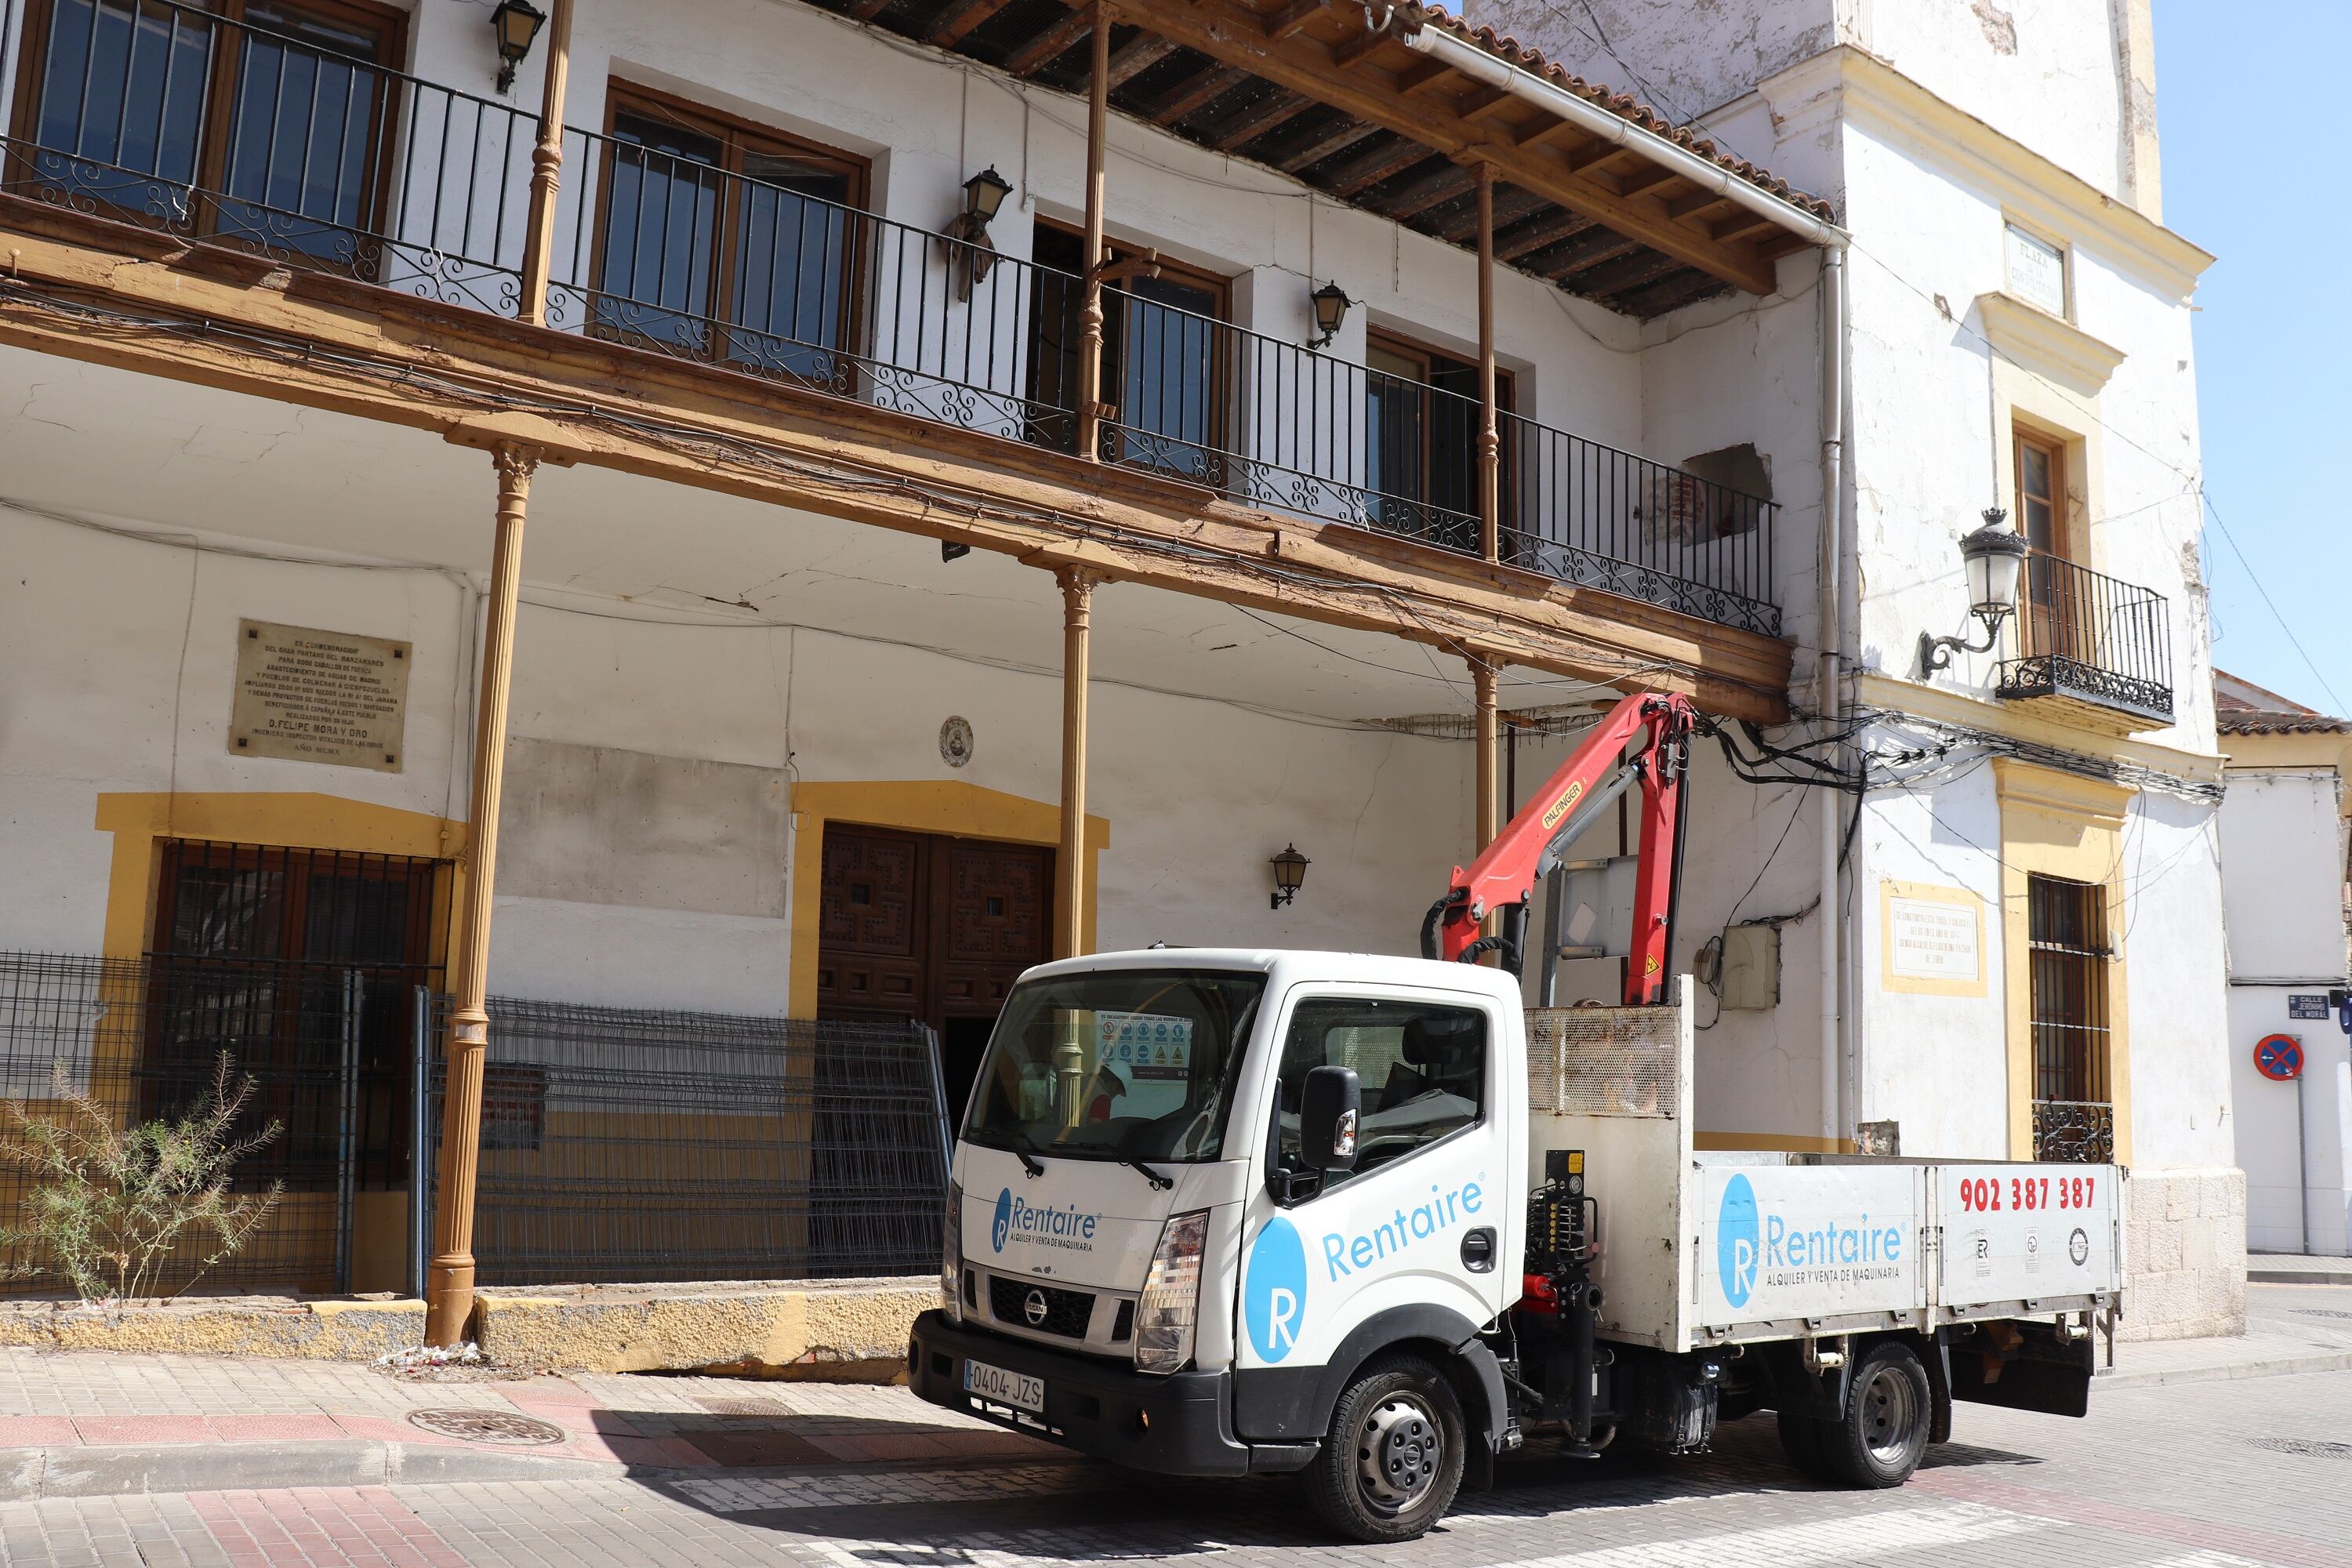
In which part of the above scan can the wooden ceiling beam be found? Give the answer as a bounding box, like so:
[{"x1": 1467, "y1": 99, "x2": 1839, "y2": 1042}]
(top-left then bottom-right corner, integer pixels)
[
  {"x1": 1537, "y1": 230, "x2": 1642, "y2": 280},
  {"x1": 1105, "y1": 31, "x2": 1180, "y2": 87},
  {"x1": 1106, "y1": 0, "x2": 1780, "y2": 293},
  {"x1": 1377, "y1": 162, "x2": 1475, "y2": 221},
  {"x1": 1437, "y1": 183, "x2": 1545, "y2": 243},
  {"x1": 1150, "y1": 61, "x2": 1250, "y2": 122},
  {"x1": 927, "y1": 0, "x2": 1017, "y2": 46},
  {"x1": 846, "y1": 0, "x2": 894, "y2": 21},
  {"x1": 1666, "y1": 188, "x2": 1733, "y2": 223},
  {"x1": 1327, "y1": 136, "x2": 1435, "y2": 197},
  {"x1": 1209, "y1": 89, "x2": 1313, "y2": 149},
  {"x1": 1276, "y1": 115, "x2": 1383, "y2": 172},
  {"x1": 1613, "y1": 161, "x2": 1682, "y2": 201},
  {"x1": 1258, "y1": 0, "x2": 1328, "y2": 40},
  {"x1": 1494, "y1": 209, "x2": 1593, "y2": 261},
  {"x1": 1710, "y1": 207, "x2": 1779, "y2": 242},
  {"x1": 1457, "y1": 85, "x2": 1514, "y2": 122},
  {"x1": 1392, "y1": 58, "x2": 1461, "y2": 96},
  {"x1": 1003, "y1": 6, "x2": 1100, "y2": 75}
]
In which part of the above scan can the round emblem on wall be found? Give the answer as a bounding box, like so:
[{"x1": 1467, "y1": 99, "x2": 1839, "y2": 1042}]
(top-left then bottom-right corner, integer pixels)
[{"x1": 940, "y1": 715, "x2": 975, "y2": 768}]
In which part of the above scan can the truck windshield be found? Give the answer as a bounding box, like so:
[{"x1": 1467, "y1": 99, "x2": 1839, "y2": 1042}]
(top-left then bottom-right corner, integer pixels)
[{"x1": 962, "y1": 968, "x2": 1267, "y2": 1164}]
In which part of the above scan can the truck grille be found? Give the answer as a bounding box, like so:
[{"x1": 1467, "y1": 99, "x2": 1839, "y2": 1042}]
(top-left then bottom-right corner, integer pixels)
[{"x1": 989, "y1": 1276, "x2": 1094, "y2": 1338}]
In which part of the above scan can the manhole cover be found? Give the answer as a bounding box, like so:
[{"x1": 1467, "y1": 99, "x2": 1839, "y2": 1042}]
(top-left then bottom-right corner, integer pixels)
[
  {"x1": 2250, "y1": 1437, "x2": 2352, "y2": 1460},
  {"x1": 406, "y1": 1408, "x2": 568, "y2": 1446}
]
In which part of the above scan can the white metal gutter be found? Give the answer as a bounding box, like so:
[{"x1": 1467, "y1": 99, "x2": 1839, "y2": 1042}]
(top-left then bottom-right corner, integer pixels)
[{"x1": 1394, "y1": 22, "x2": 1849, "y2": 253}]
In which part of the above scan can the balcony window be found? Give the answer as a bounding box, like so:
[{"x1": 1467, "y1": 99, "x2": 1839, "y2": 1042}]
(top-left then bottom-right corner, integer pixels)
[
  {"x1": 1364, "y1": 332, "x2": 1509, "y2": 556},
  {"x1": 586, "y1": 87, "x2": 866, "y2": 383},
  {"x1": 1025, "y1": 224, "x2": 1228, "y2": 477},
  {"x1": 10, "y1": 0, "x2": 405, "y2": 268}
]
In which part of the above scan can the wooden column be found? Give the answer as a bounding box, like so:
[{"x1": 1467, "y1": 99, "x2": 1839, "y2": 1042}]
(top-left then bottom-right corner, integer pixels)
[
  {"x1": 1472, "y1": 655, "x2": 1499, "y2": 851},
  {"x1": 1474, "y1": 160, "x2": 1500, "y2": 564},
  {"x1": 1074, "y1": 3, "x2": 1112, "y2": 462},
  {"x1": 424, "y1": 442, "x2": 537, "y2": 1347},
  {"x1": 1055, "y1": 567, "x2": 1094, "y2": 959},
  {"x1": 514, "y1": 0, "x2": 574, "y2": 328}
]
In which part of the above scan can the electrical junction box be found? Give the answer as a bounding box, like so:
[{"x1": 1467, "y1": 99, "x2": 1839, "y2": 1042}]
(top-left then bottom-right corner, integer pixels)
[{"x1": 1719, "y1": 923, "x2": 1780, "y2": 1010}]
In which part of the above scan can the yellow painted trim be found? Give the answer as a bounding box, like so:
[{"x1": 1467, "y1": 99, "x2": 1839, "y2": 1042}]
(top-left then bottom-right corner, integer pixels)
[
  {"x1": 1694, "y1": 1131, "x2": 1856, "y2": 1154},
  {"x1": 1992, "y1": 759, "x2": 2134, "y2": 1163},
  {"x1": 95, "y1": 792, "x2": 466, "y2": 964},
  {"x1": 1878, "y1": 879, "x2": 1988, "y2": 997},
  {"x1": 1819, "y1": 48, "x2": 2213, "y2": 299},
  {"x1": 785, "y1": 781, "x2": 1111, "y2": 1022},
  {"x1": 1848, "y1": 673, "x2": 2223, "y2": 779}
]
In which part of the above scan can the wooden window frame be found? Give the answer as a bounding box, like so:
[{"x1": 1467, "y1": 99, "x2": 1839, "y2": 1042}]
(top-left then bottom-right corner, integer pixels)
[
  {"x1": 9, "y1": 0, "x2": 412, "y2": 251},
  {"x1": 1366, "y1": 325, "x2": 1514, "y2": 546},
  {"x1": 2024, "y1": 871, "x2": 2111, "y2": 1107},
  {"x1": 2013, "y1": 423, "x2": 2082, "y2": 661},
  {"x1": 590, "y1": 80, "x2": 870, "y2": 373}
]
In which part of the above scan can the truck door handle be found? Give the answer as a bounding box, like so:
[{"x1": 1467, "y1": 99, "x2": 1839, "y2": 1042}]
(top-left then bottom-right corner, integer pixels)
[{"x1": 1461, "y1": 1226, "x2": 1497, "y2": 1273}]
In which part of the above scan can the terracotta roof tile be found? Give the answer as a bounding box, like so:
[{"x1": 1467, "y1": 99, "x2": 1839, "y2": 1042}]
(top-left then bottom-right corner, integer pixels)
[{"x1": 1408, "y1": 5, "x2": 1838, "y2": 223}]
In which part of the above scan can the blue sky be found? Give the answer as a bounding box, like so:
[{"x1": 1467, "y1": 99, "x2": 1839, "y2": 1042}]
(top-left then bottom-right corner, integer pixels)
[{"x1": 2156, "y1": 1, "x2": 2349, "y2": 716}]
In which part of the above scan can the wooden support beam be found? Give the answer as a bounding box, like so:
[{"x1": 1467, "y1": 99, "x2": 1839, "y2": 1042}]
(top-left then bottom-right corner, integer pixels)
[
  {"x1": 1004, "y1": 5, "x2": 1100, "y2": 75},
  {"x1": 846, "y1": 0, "x2": 892, "y2": 19},
  {"x1": 1109, "y1": 0, "x2": 1780, "y2": 293},
  {"x1": 1210, "y1": 89, "x2": 1313, "y2": 150},
  {"x1": 1494, "y1": 208, "x2": 1594, "y2": 261},
  {"x1": 1377, "y1": 162, "x2": 1475, "y2": 220},
  {"x1": 1569, "y1": 246, "x2": 1690, "y2": 298},
  {"x1": 1711, "y1": 207, "x2": 1780, "y2": 243},
  {"x1": 1276, "y1": 115, "x2": 1382, "y2": 172},
  {"x1": 1150, "y1": 61, "x2": 1249, "y2": 122},
  {"x1": 1392, "y1": 57, "x2": 1460, "y2": 96},
  {"x1": 1613, "y1": 161, "x2": 1682, "y2": 200},
  {"x1": 928, "y1": 0, "x2": 1017, "y2": 45},
  {"x1": 1105, "y1": 30, "x2": 1178, "y2": 86},
  {"x1": 1542, "y1": 230, "x2": 1644, "y2": 281},
  {"x1": 1328, "y1": 136, "x2": 1435, "y2": 197},
  {"x1": 1667, "y1": 188, "x2": 1734, "y2": 223},
  {"x1": 1512, "y1": 114, "x2": 1583, "y2": 151},
  {"x1": 514, "y1": 0, "x2": 572, "y2": 328},
  {"x1": 1055, "y1": 567, "x2": 1094, "y2": 959},
  {"x1": 1076, "y1": 9, "x2": 1112, "y2": 459},
  {"x1": 424, "y1": 441, "x2": 537, "y2": 1347},
  {"x1": 1438, "y1": 182, "x2": 1543, "y2": 243},
  {"x1": 1476, "y1": 165, "x2": 1500, "y2": 568},
  {"x1": 1458, "y1": 85, "x2": 1514, "y2": 122},
  {"x1": 1258, "y1": 0, "x2": 1327, "y2": 39},
  {"x1": 1473, "y1": 655, "x2": 1500, "y2": 854}
]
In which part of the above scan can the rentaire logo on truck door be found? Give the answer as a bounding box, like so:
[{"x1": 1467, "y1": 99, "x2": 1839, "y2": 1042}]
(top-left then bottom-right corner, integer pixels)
[{"x1": 1245, "y1": 1216, "x2": 1308, "y2": 1362}]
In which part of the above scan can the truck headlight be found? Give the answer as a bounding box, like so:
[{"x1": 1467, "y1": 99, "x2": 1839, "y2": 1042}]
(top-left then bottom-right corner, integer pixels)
[
  {"x1": 1134, "y1": 1209, "x2": 1208, "y2": 1374},
  {"x1": 941, "y1": 1180, "x2": 963, "y2": 1323}
]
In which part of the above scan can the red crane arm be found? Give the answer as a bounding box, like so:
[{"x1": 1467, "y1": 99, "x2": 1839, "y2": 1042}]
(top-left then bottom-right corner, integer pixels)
[{"x1": 1422, "y1": 691, "x2": 1699, "y2": 1005}]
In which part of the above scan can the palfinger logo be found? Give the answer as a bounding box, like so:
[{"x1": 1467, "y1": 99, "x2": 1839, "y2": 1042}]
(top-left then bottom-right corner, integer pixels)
[
  {"x1": 1718, "y1": 1173, "x2": 1760, "y2": 1308},
  {"x1": 1541, "y1": 781, "x2": 1586, "y2": 831},
  {"x1": 991, "y1": 1188, "x2": 1013, "y2": 1252}
]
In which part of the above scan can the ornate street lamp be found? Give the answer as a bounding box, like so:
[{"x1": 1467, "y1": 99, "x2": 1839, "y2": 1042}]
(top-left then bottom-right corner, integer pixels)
[
  {"x1": 1918, "y1": 509, "x2": 2029, "y2": 673},
  {"x1": 490, "y1": 0, "x2": 546, "y2": 95},
  {"x1": 1269, "y1": 844, "x2": 1310, "y2": 909},
  {"x1": 1306, "y1": 281, "x2": 1351, "y2": 350}
]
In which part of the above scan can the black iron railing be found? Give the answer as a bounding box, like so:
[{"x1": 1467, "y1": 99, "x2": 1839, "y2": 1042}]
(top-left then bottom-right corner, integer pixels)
[
  {"x1": 1995, "y1": 549, "x2": 2172, "y2": 723},
  {"x1": 1, "y1": 0, "x2": 539, "y2": 313},
  {"x1": 2032, "y1": 1098, "x2": 2114, "y2": 1164},
  {"x1": 2, "y1": 8, "x2": 1782, "y2": 634}
]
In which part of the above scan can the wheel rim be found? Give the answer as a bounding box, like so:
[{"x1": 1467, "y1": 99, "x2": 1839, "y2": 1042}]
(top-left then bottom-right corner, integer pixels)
[
  {"x1": 1859, "y1": 1363, "x2": 1919, "y2": 1465},
  {"x1": 1355, "y1": 1392, "x2": 1443, "y2": 1515}
]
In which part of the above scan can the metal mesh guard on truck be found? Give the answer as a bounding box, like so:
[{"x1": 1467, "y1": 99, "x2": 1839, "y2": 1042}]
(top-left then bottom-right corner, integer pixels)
[{"x1": 1525, "y1": 1006, "x2": 1679, "y2": 1118}]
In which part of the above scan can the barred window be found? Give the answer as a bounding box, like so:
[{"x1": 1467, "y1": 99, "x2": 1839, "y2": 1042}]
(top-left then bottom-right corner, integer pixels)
[{"x1": 2027, "y1": 873, "x2": 2110, "y2": 1105}]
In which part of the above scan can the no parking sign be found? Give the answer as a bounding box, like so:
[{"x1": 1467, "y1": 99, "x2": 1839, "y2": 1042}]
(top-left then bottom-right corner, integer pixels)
[{"x1": 2254, "y1": 1033, "x2": 2304, "y2": 1082}]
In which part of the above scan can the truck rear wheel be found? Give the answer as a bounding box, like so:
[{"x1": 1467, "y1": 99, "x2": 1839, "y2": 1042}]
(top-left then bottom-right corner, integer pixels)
[
  {"x1": 1305, "y1": 1354, "x2": 1466, "y2": 1543},
  {"x1": 1820, "y1": 1341, "x2": 1932, "y2": 1487}
]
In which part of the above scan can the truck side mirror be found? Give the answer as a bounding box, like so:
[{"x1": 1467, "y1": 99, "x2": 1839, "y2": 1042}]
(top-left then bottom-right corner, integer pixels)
[{"x1": 1300, "y1": 1065, "x2": 1360, "y2": 1172}]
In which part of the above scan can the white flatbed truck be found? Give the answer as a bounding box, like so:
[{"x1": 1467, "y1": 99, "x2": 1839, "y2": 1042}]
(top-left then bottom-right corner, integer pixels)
[{"x1": 909, "y1": 697, "x2": 2123, "y2": 1541}]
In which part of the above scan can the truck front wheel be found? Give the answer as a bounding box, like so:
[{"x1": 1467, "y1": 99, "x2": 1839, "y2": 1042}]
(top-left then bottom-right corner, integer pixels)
[
  {"x1": 1820, "y1": 1341, "x2": 1932, "y2": 1487},
  {"x1": 1305, "y1": 1355, "x2": 1467, "y2": 1542}
]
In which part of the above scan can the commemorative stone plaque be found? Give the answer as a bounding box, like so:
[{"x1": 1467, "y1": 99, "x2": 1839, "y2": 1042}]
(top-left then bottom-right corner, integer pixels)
[{"x1": 229, "y1": 619, "x2": 410, "y2": 772}]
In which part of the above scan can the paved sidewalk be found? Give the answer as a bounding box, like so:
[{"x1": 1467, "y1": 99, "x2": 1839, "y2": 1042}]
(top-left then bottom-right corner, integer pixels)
[
  {"x1": 2249, "y1": 1251, "x2": 2352, "y2": 1286},
  {"x1": 2096, "y1": 1279, "x2": 2352, "y2": 1387}
]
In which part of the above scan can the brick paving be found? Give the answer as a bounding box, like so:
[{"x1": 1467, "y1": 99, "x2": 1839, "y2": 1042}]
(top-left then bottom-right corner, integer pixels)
[{"x1": 5, "y1": 1286, "x2": 2352, "y2": 1565}]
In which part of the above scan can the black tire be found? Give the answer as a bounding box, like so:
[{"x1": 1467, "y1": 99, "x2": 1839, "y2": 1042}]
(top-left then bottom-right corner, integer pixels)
[
  {"x1": 1775, "y1": 1405, "x2": 1835, "y2": 1479},
  {"x1": 1304, "y1": 1355, "x2": 1468, "y2": 1542},
  {"x1": 1818, "y1": 1341, "x2": 1932, "y2": 1487}
]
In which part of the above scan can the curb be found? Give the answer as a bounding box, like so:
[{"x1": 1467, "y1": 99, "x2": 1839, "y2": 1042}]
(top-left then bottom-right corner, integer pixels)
[
  {"x1": 0, "y1": 1439, "x2": 644, "y2": 1502},
  {"x1": 2095, "y1": 1348, "x2": 2352, "y2": 1389},
  {"x1": 2250, "y1": 1268, "x2": 2352, "y2": 1287}
]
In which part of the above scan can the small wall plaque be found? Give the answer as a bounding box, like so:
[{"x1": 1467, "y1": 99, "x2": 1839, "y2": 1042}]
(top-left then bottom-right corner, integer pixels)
[
  {"x1": 940, "y1": 715, "x2": 975, "y2": 768},
  {"x1": 229, "y1": 618, "x2": 411, "y2": 772}
]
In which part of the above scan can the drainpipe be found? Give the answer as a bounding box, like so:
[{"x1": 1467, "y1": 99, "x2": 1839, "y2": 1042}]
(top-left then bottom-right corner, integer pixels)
[{"x1": 1817, "y1": 247, "x2": 1847, "y2": 1149}]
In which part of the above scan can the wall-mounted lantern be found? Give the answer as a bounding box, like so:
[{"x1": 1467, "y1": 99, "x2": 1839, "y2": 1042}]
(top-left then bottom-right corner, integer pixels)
[
  {"x1": 489, "y1": 0, "x2": 547, "y2": 95},
  {"x1": 1269, "y1": 844, "x2": 1310, "y2": 909},
  {"x1": 1306, "y1": 281, "x2": 1351, "y2": 350},
  {"x1": 1918, "y1": 510, "x2": 2027, "y2": 674},
  {"x1": 942, "y1": 165, "x2": 1014, "y2": 302}
]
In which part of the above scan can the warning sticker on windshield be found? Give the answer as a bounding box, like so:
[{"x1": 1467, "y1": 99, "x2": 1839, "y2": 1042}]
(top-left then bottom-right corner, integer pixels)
[{"x1": 1097, "y1": 1012, "x2": 1193, "y2": 1080}]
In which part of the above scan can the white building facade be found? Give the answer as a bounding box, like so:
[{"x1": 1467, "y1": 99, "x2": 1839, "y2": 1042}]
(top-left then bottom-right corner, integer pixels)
[{"x1": 0, "y1": 0, "x2": 2238, "y2": 1333}]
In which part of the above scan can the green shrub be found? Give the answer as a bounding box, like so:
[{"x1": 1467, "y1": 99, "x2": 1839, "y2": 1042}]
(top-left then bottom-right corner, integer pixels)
[{"x1": 1, "y1": 1053, "x2": 284, "y2": 1301}]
